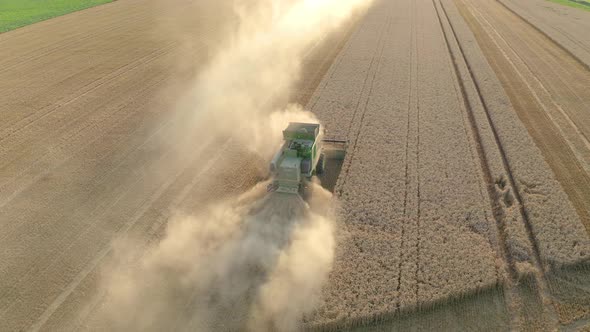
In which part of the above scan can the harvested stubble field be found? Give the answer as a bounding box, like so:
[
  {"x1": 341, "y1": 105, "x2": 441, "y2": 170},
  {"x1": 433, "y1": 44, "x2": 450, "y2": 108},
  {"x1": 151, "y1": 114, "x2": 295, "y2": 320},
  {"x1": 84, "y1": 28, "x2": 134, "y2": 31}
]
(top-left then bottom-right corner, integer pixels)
[
  {"x1": 502, "y1": 0, "x2": 590, "y2": 39},
  {"x1": 0, "y1": 0, "x2": 359, "y2": 330},
  {"x1": 1, "y1": 0, "x2": 590, "y2": 331}
]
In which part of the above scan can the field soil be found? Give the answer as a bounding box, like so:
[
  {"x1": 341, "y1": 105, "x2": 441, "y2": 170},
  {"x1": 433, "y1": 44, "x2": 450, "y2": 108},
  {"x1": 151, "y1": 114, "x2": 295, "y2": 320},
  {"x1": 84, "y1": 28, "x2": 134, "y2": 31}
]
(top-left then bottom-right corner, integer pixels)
[
  {"x1": 1, "y1": 0, "x2": 590, "y2": 331},
  {"x1": 500, "y1": 0, "x2": 590, "y2": 68}
]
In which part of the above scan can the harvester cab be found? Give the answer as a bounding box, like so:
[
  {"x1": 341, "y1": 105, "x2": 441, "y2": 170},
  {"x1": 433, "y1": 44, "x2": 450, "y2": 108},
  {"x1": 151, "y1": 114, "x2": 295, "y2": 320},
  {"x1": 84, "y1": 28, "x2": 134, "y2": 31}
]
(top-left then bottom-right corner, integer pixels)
[{"x1": 268, "y1": 122, "x2": 346, "y2": 195}]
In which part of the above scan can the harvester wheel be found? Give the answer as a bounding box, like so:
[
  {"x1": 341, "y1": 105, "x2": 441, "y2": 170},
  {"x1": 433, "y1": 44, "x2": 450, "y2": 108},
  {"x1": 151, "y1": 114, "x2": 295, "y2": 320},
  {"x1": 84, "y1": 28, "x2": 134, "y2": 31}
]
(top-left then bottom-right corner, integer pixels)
[{"x1": 317, "y1": 153, "x2": 325, "y2": 175}]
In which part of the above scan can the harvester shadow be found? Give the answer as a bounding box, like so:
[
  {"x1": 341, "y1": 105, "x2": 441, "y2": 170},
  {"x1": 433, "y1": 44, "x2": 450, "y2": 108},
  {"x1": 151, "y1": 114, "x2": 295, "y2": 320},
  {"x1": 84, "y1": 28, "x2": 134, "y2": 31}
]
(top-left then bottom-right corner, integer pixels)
[
  {"x1": 316, "y1": 155, "x2": 345, "y2": 194},
  {"x1": 545, "y1": 261, "x2": 590, "y2": 327}
]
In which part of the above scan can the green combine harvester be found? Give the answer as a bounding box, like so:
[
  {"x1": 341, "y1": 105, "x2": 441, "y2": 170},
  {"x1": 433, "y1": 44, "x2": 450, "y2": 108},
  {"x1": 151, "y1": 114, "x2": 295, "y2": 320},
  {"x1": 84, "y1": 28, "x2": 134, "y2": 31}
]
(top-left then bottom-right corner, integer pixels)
[{"x1": 268, "y1": 122, "x2": 346, "y2": 195}]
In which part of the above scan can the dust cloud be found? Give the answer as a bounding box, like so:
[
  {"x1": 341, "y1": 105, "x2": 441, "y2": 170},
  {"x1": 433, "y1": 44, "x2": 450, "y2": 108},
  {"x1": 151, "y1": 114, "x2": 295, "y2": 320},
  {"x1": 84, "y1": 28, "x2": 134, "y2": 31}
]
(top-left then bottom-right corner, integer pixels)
[
  {"x1": 103, "y1": 183, "x2": 336, "y2": 331},
  {"x1": 98, "y1": 0, "x2": 372, "y2": 330},
  {"x1": 173, "y1": 0, "x2": 373, "y2": 159}
]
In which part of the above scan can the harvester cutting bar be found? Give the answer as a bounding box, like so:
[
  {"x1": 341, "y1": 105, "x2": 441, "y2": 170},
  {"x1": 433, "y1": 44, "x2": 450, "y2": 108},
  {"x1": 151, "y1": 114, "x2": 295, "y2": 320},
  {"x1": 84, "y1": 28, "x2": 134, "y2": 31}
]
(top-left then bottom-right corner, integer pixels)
[{"x1": 322, "y1": 138, "x2": 348, "y2": 144}]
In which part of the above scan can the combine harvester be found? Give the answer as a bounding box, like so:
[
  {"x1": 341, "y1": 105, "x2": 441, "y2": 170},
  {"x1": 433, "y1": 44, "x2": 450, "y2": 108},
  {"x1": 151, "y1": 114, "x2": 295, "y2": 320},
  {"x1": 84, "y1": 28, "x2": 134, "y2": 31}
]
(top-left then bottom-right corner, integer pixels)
[{"x1": 268, "y1": 122, "x2": 346, "y2": 196}]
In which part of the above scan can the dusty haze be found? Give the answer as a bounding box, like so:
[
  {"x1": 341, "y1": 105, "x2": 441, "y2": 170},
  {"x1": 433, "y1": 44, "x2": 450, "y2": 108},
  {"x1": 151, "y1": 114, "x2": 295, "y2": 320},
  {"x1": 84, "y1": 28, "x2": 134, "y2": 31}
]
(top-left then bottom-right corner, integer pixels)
[
  {"x1": 98, "y1": 0, "x2": 373, "y2": 330},
  {"x1": 102, "y1": 183, "x2": 336, "y2": 331}
]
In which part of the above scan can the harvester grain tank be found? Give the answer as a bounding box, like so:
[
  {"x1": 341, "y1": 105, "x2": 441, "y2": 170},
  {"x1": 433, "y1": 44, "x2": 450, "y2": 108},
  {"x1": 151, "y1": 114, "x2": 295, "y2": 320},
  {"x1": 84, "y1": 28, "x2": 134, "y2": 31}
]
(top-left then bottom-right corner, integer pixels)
[{"x1": 268, "y1": 122, "x2": 346, "y2": 195}]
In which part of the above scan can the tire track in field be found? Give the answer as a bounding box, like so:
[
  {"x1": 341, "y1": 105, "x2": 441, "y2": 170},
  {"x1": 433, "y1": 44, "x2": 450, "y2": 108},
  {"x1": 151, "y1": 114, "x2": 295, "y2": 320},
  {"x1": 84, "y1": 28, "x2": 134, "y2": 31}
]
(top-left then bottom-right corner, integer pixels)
[
  {"x1": 433, "y1": 0, "x2": 510, "y2": 275},
  {"x1": 0, "y1": 7, "x2": 148, "y2": 74},
  {"x1": 0, "y1": 68, "x2": 174, "y2": 222},
  {"x1": 36, "y1": 139, "x2": 239, "y2": 332},
  {"x1": 65, "y1": 138, "x2": 259, "y2": 332},
  {"x1": 0, "y1": 88, "x2": 169, "y2": 252},
  {"x1": 462, "y1": 0, "x2": 590, "y2": 243},
  {"x1": 0, "y1": 43, "x2": 174, "y2": 140},
  {"x1": 495, "y1": 0, "x2": 590, "y2": 72},
  {"x1": 0, "y1": 0, "x2": 205, "y2": 135},
  {"x1": 0, "y1": 67, "x2": 191, "y2": 282},
  {"x1": 413, "y1": 0, "x2": 422, "y2": 303},
  {"x1": 453, "y1": 0, "x2": 590, "y2": 326},
  {"x1": 434, "y1": 0, "x2": 497, "y2": 255},
  {"x1": 0, "y1": 73, "x2": 173, "y2": 246},
  {"x1": 329, "y1": 0, "x2": 412, "y2": 311},
  {"x1": 0, "y1": 43, "x2": 176, "y2": 142},
  {"x1": 6, "y1": 137, "x2": 215, "y2": 329},
  {"x1": 435, "y1": 0, "x2": 560, "y2": 327},
  {"x1": 397, "y1": 0, "x2": 416, "y2": 311},
  {"x1": 28, "y1": 139, "x2": 227, "y2": 332},
  {"x1": 477, "y1": 8, "x2": 590, "y2": 153},
  {"x1": 468, "y1": 0, "x2": 590, "y2": 240},
  {"x1": 0, "y1": 0, "x2": 190, "y2": 74},
  {"x1": 0, "y1": 79, "x2": 181, "y2": 323},
  {"x1": 0, "y1": 0, "x2": 144, "y2": 45},
  {"x1": 451, "y1": 0, "x2": 546, "y2": 276},
  {"x1": 336, "y1": 6, "x2": 391, "y2": 197},
  {"x1": 0, "y1": 50, "x2": 178, "y2": 212},
  {"x1": 433, "y1": 0, "x2": 522, "y2": 326},
  {"x1": 498, "y1": 0, "x2": 590, "y2": 60},
  {"x1": 551, "y1": 25, "x2": 590, "y2": 56},
  {"x1": 0, "y1": 96, "x2": 229, "y2": 328},
  {"x1": 513, "y1": 60, "x2": 590, "y2": 164},
  {"x1": 0, "y1": 3, "x2": 225, "y2": 205}
]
